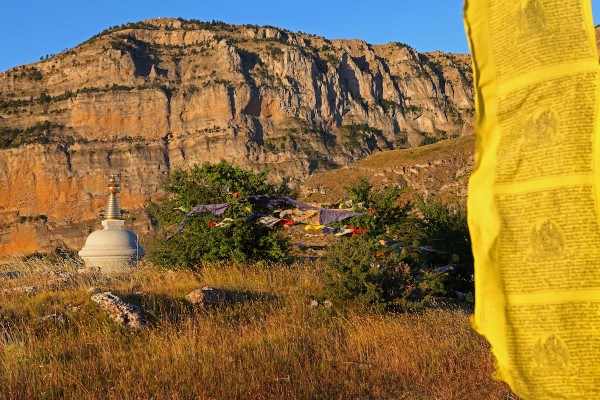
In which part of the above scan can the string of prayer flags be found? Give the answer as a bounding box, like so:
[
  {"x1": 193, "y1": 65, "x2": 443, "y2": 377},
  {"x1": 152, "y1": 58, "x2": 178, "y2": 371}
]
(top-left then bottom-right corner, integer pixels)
[{"x1": 169, "y1": 196, "x2": 364, "y2": 239}]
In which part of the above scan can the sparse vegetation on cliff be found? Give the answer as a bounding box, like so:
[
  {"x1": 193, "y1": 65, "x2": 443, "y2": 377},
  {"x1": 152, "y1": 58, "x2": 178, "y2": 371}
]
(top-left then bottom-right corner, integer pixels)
[
  {"x1": 379, "y1": 98, "x2": 398, "y2": 113},
  {"x1": 0, "y1": 121, "x2": 55, "y2": 148},
  {"x1": 24, "y1": 67, "x2": 43, "y2": 81},
  {"x1": 341, "y1": 124, "x2": 379, "y2": 149}
]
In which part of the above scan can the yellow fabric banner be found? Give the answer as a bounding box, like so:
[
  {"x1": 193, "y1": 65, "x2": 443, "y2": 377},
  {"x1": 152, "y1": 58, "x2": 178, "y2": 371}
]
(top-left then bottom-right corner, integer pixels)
[{"x1": 464, "y1": 0, "x2": 600, "y2": 398}]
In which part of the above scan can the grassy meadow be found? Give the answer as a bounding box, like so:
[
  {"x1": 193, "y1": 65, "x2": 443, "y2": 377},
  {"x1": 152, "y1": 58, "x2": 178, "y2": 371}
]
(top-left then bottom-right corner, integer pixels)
[{"x1": 0, "y1": 258, "x2": 517, "y2": 399}]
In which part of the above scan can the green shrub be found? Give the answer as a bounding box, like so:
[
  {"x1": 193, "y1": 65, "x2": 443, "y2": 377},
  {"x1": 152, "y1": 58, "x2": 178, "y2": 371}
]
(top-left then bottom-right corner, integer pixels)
[
  {"x1": 420, "y1": 131, "x2": 447, "y2": 146},
  {"x1": 26, "y1": 68, "x2": 43, "y2": 81},
  {"x1": 415, "y1": 198, "x2": 473, "y2": 294},
  {"x1": 38, "y1": 92, "x2": 52, "y2": 104},
  {"x1": 324, "y1": 235, "x2": 418, "y2": 312},
  {"x1": 148, "y1": 161, "x2": 293, "y2": 268},
  {"x1": 340, "y1": 124, "x2": 380, "y2": 149},
  {"x1": 266, "y1": 43, "x2": 284, "y2": 58},
  {"x1": 404, "y1": 104, "x2": 422, "y2": 114},
  {"x1": 19, "y1": 245, "x2": 81, "y2": 265},
  {"x1": 323, "y1": 53, "x2": 339, "y2": 64}
]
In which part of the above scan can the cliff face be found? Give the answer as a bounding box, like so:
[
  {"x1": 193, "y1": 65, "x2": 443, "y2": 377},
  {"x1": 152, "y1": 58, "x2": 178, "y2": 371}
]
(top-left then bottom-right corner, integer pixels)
[{"x1": 0, "y1": 18, "x2": 475, "y2": 258}]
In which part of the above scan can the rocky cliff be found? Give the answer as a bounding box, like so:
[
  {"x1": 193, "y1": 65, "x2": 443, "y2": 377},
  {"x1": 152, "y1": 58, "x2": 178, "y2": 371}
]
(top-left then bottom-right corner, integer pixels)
[{"x1": 0, "y1": 18, "x2": 475, "y2": 258}]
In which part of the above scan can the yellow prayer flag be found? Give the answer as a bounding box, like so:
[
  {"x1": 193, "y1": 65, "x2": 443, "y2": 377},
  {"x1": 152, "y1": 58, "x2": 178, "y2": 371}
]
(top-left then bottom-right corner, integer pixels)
[
  {"x1": 464, "y1": 0, "x2": 600, "y2": 398},
  {"x1": 304, "y1": 224, "x2": 325, "y2": 235}
]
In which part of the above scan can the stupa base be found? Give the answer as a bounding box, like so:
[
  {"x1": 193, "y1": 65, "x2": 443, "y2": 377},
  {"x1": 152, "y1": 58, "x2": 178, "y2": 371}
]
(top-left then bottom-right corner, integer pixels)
[{"x1": 78, "y1": 256, "x2": 140, "y2": 274}]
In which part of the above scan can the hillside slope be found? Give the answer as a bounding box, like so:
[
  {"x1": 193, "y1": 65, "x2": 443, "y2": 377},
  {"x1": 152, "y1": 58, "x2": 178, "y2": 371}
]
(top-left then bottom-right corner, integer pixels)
[{"x1": 302, "y1": 134, "x2": 475, "y2": 205}]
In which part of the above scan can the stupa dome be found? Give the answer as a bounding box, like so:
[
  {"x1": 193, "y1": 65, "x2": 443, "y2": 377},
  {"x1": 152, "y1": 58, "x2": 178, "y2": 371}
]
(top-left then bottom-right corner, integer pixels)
[{"x1": 79, "y1": 223, "x2": 142, "y2": 258}]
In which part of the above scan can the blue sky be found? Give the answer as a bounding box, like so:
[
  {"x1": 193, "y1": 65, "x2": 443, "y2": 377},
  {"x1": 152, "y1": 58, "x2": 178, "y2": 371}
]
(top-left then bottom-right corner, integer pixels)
[{"x1": 1, "y1": 0, "x2": 599, "y2": 72}]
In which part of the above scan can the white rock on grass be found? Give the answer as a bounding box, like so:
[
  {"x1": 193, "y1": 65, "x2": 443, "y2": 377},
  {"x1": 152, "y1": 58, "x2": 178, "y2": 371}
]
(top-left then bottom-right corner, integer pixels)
[
  {"x1": 46, "y1": 277, "x2": 74, "y2": 291},
  {"x1": 40, "y1": 313, "x2": 67, "y2": 324},
  {"x1": 10, "y1": 286, "x2": 38, "y2": 296},
  {"x1": 185, "y1": 286, "x2": 227, "y2": 307},
  {"x1": 91, "y1": 292, "x2": 146, "y2": 330},
  {"x1": 46, "y1": 270, "x2": 74, "y2": 279}
]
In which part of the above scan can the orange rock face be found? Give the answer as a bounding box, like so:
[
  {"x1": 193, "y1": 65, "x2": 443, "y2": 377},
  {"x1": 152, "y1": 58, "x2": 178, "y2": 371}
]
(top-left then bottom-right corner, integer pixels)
[{"x1": 70, "y1": 89, "x2": 170, "y2": 139}]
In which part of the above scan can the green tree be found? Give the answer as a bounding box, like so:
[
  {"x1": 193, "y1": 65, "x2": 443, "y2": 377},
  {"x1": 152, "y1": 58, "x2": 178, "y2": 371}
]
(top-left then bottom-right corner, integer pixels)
[
  {"x1": 148, "y1": 161, "x2": 292, "y2": 268},
  {"x1": 324, "y1": 180, "x2": 474, "y2": 310}
]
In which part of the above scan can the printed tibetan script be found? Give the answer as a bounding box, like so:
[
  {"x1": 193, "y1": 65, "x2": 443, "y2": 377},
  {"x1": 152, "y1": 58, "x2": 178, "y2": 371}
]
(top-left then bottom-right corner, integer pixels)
[{"x1": 464, "y1": 0, "x2": 600, "y2": 398}]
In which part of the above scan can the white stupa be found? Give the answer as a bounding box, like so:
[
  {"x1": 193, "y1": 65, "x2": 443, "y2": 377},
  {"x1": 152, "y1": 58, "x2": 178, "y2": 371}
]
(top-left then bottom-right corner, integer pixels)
[{"x1": 78, "y1": 174, "x2": 144, "y2": 274}]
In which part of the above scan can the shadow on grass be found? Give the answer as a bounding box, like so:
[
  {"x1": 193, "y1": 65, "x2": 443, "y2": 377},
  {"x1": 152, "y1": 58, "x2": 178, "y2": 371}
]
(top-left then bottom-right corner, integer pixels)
[
  {"x1": 117, "y1": 289, "x2": 281, "y2": 327},
  {"x1": 222, "y1": 288, "x2": 279, "y2": 306}
]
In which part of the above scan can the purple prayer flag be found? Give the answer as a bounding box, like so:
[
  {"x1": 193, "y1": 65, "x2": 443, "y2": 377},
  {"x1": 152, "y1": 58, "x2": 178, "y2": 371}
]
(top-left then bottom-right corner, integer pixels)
[
  {"x1": 168, "y1": 203, "x2": 230, "y2": 239},
  {"x1": 319, "y1": 209, "x2": 363, "y2": 225},
  {"x1": 282, "y1": 197, "x2": 362, "y2": 224},
  {"x1": 195, "y1": 203, "x2": 230, "y2": 216},
  {"x1": 282, "y1": 197, "x2": 321, "y2": 211},
  {"x1": 248, "y1": 195, "x2": 288, "y2": 208}
]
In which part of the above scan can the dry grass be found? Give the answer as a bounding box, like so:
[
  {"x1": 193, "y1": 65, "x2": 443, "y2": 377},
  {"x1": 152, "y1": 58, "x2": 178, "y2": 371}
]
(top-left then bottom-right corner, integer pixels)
[
  {"x1": 359, "y1": 134, "x2": 474, "y2": 169},
  {"x1": 0, "y1": 258, "x2": 515, "y2": 399}
]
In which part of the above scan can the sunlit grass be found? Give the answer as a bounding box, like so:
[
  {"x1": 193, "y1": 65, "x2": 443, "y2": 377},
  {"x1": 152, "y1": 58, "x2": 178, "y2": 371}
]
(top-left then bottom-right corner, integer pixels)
[{"x1": 0, "y1": 258, "x2": 514, "y2": 399}]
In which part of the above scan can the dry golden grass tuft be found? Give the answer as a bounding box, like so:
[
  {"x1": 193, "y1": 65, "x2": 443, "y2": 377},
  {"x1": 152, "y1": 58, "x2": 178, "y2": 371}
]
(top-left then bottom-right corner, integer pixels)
[{"x1": 0, "y1": 258, "x2": 516, "y2": 399}]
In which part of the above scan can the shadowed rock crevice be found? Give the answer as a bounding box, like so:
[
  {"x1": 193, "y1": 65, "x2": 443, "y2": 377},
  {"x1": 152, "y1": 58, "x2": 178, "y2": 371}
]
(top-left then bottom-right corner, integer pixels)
[
  {"x1": 339, "y1": 53, "x2": 361, "y2": 101},
  {"x1": 237, "y1": 49, "x2": 262, "y2": 117}
]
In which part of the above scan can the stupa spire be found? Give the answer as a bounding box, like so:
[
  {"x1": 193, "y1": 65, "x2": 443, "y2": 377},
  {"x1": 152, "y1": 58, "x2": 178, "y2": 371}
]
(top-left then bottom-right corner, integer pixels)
[{"x1": 105, "y1": 174, "x2": 123, "y2": 220}]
